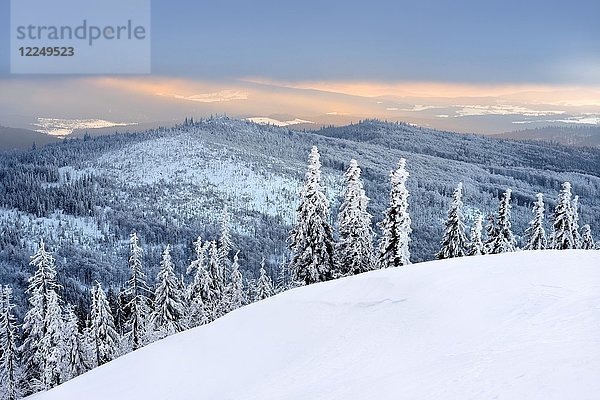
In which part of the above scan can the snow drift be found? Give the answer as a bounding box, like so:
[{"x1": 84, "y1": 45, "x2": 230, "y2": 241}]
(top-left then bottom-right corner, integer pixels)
[{"x1": 30, "y1": 250, "x2": 600, "y2": 400}]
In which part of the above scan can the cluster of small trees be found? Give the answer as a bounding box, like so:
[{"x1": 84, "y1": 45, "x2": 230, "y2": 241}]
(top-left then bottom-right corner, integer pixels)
[
  {"x1": 0, "y1": 208, "x2": 283, "y2": 398},
  {"x1": 288, "y1": 146, "x2": 598, "y2": 286},
  {"x1": 438, "y1": 181, "x2": 596, "y2": 259}
]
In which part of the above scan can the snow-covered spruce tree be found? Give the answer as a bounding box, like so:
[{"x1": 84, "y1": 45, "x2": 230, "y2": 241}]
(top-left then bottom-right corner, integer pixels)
[
  {"x1": 90, "y1": 283, "x2": 119, "y2": 367},
  {"x1": 487, "y1": 189, "x2": 517, "y2": 254},
  {"x1": 185, "y1": 237, "x2": 209, "y2": 323},
  {"x1": 152, "y1": 245, "x2": 186, "y2": 339},
  {"x1": 207, "y1": 241, "x2": 225, "y2": 316},
  {"x1": 581, "y1": 225, "x2": 595, "y2": 250},
  {"x1": 224, "y1": 251, "x2": 246, "y2": 313},
  {"x1": 571, "y1": 195, "x2": 582, "y2": 249},
  {"x1": 61, "y1": 306, "x2": 88, "y2": 380},
  {"x1": 524, "y1": 193, "x2": 547, "y2": 250},
  {"x1": 378, "y1": 158, "x2": 412, "y2": 268},
  {"x1": 437, "y1": 183, "x2": 468, "y2": 259},
  {"x1": 20, "y1": 239, "x2": 61, "y2": 394},
  {"x1": 275, "y1": 256, "x2": 289, "y2": 293},
  {"x1": 550, "y1": 182, "x2": 576, "y2": 250},
  {"x1": 336, "y1": 159, "x2": 374, "y2": 275},
  {"x1": 0, "y1": 286, "x2": 22, "y2": 400},
  {"x1": 37, "y1": 290, "x2": 64, "y2": 391},
  {"x1": 255, "y1": 258, "x2": 274, "y2": 301},
  {"x1": 125, "y1": 232, "x2": 151, "y2": 351},
  {"x1": 483, "y1": 213, "x2": 498, "y2": 254},
  {"x1": 468, "y1": 213, "x2": 485, "y2": 256},
  {"x1": 289, "y1": 146, "x2": 335, "y2": 285},
  {"x1": 218, "y1": 206, "x2": 233, "y2": 272}
]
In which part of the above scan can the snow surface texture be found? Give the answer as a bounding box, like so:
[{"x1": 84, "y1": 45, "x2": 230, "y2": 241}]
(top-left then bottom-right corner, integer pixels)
[{"x1": 30, "y1": 250, "x2": 600, "y2": 400}]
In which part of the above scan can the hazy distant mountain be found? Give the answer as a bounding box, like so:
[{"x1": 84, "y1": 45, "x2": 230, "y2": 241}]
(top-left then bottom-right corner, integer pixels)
[
  {"x1": 497, "y1": 126, "x2": 600, "y2": 148},
  {"x1": 0, "y1": 125, "x2": 61, "y2": 150}
]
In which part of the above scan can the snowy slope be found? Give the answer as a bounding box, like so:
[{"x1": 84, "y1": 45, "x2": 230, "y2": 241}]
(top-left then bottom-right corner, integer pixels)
[{"x1": 30, "y1": 250, "x2": 600, "y2": 400}]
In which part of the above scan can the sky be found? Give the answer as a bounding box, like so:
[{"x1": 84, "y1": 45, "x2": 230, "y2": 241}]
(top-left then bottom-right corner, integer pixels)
[{"x1": 1, "y1": 0, "x2": 600, "y2": 134}]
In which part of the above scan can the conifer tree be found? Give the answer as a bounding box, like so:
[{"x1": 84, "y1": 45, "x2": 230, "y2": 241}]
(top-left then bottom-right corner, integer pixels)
[
  {"x1": 484, "y1": 213, "x2": 498, "y2": 254},
  {"x1": 38, "y1": 290, "x2": 64, "y2": 390},
  {"x1": 551, "y1": 182, "x2": 576, "y2": 250},
  {"x1": 255, "y1": 258, "x2": 274, "y2": 301},
  {"x1": 378, "y1": 159, "x2": 412, "y2": 268},
  {"x1": 207, "y1": 241, "x2": 225, "y2": 313},
  {"x1": 571, "y1": 195, "x2": 582, "y2": 248},
  {"x1": 90, "y1": 283, "x2": 119, "y2": 366},
  {"x1": 152, "y1": 245, "x2": 186, "y2": 338},
  {"x1": 0, "y1": 287, "x2": 21, "y2": 400},
  {"x1": 61, "y1": 306, "x2": 88, "y2": 381},
  {"x1": 581, "y1": 224, "x2": 595, "y2": 250},
  {"x1": 275, "y1": 256, "x2": 289, "y2": 293},
  {"x1": 289, "y1": 146, "x2": 335, "y2": 285},
  {"x1": 487, "y1": 189, "x2": 517, "y2": 253},
  {"x1": 468, "y1": 213, "x2": 485, "y2": 256},
  {"x1": 218, "y1": 207, "x2": 233, "y2": 271},
  {"x1": 21, "y1": 239, "x2": 61, "y2": 393},
  {"x1": 524, "y1": 193, "x2": 547, "y2": 250},
  {"x1": 437, "y1": 183, "x2": 468, "y2": 259},
  {"x1": 125, "y1": 232, "x2": 151, "y2": 350},
  {"x1": 224, "y1": 251, "x2": 246, "y2": 312},
  {"x1": 336, "y1": 159, "x2": 374, "y2": 275}
]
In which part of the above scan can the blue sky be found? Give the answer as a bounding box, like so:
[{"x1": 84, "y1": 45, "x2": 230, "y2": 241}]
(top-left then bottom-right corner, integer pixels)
[{"x1": 1, "y1": 0, "x2": 599, "y2": 133}]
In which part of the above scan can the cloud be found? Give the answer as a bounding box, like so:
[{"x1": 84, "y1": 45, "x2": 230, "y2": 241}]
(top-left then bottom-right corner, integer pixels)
[{"x1": 156, "y1": 89, "x2": 248, "y2": 103}]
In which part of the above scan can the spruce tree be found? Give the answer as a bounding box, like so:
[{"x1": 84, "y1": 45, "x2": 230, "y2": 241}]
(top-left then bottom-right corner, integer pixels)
[
  {"x1": 224, "y1": 251, "x2": 246, "y2": 313},
  {"x1": 571, "y1": 195, "x2": 582, "y2": 248},
  {"x1": 207, "y1": 241, "x2": 225, "y2": 315},
  {"x1": 38, "y1": 290, "x2": 64, "y2": 390},
  {"x1": 218, "y1": 207, "x2": 233, "y2": 272},
  {"x1": 487, "y1": 189, "x2": 517, "y2": 253},
  {"x1": 90, "y1": 283, "x2": 119, "y2": 366},
  {"x1": 336, "y1": 159, "x2": 374, "y2": 275},
  {"x1": 524, "y1": 193, "x2": 547, "y2": 250},
  {"x1": 20, "y1": 239, "x2": 61, "y2": 393},
  {"x1": 61, "y1": 306, "x2": 88, "y2": 380},
  {"x1": 484, "y1": 213, "x2": 498, "y2": 254},
  {"x1": 581, "y1": 225, "x2": 595, "y2": 250},
  {"x1": 468, "y1": 213, "x2": 485, "y2": 256},
  {"x1": 289, "y1": 146, "x2": 335, "y2": 285},
  {"x1": 378, "y1": 159, "x2": 412, "y2": 268},
  {"x1": 125, "y1": 232, "x2": 151, "y2": 350},
  {"x1": 255, "y1": 258, "x2": 274, "y2": 301},
  {"x1": 152, "y1": 245, "x2": 186, "y2": 338},
  {"x1": 275, "y1": 256, "x2": 289, "y2": 293},
  {"x1": 437, "y1": 183, "x2": 468, "y2": 259},
  {"x1": 551, "y1": 182, "x2": 576, "y2": 249},
  {"x1": 0, "y1": 287, "x2": 22, "y2": 400}
]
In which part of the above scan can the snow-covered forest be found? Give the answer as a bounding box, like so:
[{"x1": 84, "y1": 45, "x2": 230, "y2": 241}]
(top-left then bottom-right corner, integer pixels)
[{"x1": 0, "y1": 131, "x2": 598, "y2": 396}]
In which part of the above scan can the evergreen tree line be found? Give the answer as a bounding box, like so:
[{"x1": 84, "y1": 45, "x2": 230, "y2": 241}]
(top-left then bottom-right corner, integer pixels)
[
  {"x1": 0, "y1": 207, "x2": 285, "y2": 398},
  {"x1": 289, "y1": 146, "x2": 598, "y2": 285},
  {"x1": 0, "y1": 146, "x2": 597, "y2": 398}
]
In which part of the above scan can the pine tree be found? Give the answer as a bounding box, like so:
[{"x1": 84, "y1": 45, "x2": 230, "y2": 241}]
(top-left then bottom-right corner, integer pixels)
[
  {"x1": 484, "y1": 213, "x2": 498, "y2": 254},
  {"x1": 218, "y1": 206, "x2": 233, "y2": 272},
  {"x1": 224, "y1": 251, "x2": 246, "y2": 312},
  {"x1": 0, "y1": 287, "x2": 22, "y2": 400},
  {"x1": 437, "y1": 183, "x2": 468, "y2": 259},
  {"x1": 487, "y1": 189, "x2": 517, "y2": 253},
  {"x1": 289, "y1": 146, "x2": 335, "y2": 285},
  {"x1": 336, "y1": 159, "x2": 374, "y2": 275},
  {"x1": 255, "y1": 258, "x2": 274, "y2": 301},
  {"x1": 468, "y1": 213, "x2": 485, "y2": 256},
  {"x1": 61, "y1": 306, "x2": 88, "y2": 381},
  {"x1": 152, "y1": 245, "x2": 186, "y2": 339},
  {"x1": 275, "y1": 256, "x2": 289, "y2": 293},
  {"x1": 185, "y1": 238, "x2": 210, "y2": 328},
  {"x1": 524, "y1": 193, "x2": 547, "y2": 250},
  {"x1": 571, "y1": 195, "x2": 582, "y2": 248},
  {"x1": 125, "y1": 232, "x2": 151, "y2": 350},
  {"x1": 581, "y1": 224, "x2": 595, "y2": 250},
  {"x1": 551, "y1": 182, "x2": 576, "y2": 250},
  {"x1": 378, "y1": 159, "x2": 412, "y2": 268},
  {"x1": 20, "y1": 239, "x2": 61, "y2": 394},
  {"x1": 38, "y1": 290, "x2": 64, "y2": 390},
  {"x1": 90, "y1": 283, "x2": 119, "y2": 366}
]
